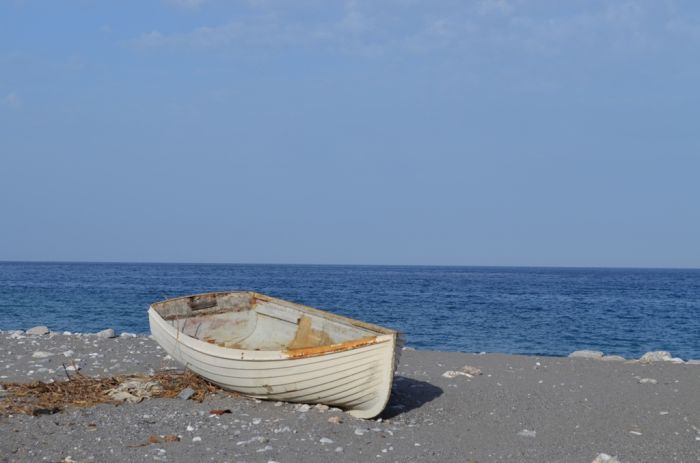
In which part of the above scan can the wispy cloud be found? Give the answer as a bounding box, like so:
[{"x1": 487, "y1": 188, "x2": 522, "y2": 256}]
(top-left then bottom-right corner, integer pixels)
[
  {"x1": 163, "y1": 0, "x2": 207, "y2": 9},
  {"x1": 3, "y1": 92, "x2": 20, "y2": 108},
  {"x1": 129, "y1": 1, "x2": 699, "y2": 58}
]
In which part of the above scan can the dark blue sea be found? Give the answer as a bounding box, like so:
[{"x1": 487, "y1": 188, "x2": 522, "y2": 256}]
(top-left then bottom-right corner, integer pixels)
[{"x1": 0, "y1": 262, "x2": 698, "y2": 359}]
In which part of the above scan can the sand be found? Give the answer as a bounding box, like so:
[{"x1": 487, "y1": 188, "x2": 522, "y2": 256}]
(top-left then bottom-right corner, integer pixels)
[{"x1": 0, "y1": 330, "x2": 698, "y2": 462}]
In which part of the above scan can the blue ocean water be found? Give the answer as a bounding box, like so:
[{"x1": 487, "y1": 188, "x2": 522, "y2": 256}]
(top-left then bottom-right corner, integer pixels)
[{"x1": 0, "y1": 262, "x2": 698, "y2": 359}]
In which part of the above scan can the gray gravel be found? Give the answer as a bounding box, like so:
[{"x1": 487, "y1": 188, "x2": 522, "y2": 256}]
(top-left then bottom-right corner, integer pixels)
[{"x1": 1, "y1": 330, "x2": 699, "y2": 462}]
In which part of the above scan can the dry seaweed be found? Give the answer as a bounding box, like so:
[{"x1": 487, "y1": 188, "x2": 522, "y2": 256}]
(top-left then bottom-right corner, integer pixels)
[{"x1": 0, "y1": 370, "x2": 227, "y2": 416}]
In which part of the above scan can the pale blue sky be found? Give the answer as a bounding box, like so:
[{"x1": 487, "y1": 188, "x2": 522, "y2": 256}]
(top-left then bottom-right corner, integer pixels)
[{"x1": 1, "y1": 1, "x2": 699, "y2": 267}]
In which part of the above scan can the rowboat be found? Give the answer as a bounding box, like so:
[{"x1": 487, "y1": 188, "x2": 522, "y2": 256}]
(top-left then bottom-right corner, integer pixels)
[{"x1": 148, "y1": 291, "x2": 400, "y2": 418}]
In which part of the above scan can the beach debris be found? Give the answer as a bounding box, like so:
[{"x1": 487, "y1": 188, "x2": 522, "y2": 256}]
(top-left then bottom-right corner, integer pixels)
[
  {"x1": 592, "y1": 454, "x2": 621, "y2": 463},
  {"x1": 328, "y1": 415, "x2": 342, "y2": 424},
  {"x1": 517, "y1": 429, "x2": 537, "y2": 438},
  {"x1": 601, "y1": 355, "x2": 626, "y2": 362},
  {"x1": 107, "y1": 378, "x2": 163, "y2": 403},
  {"x1": 177, "y1": 387, "x2": 195, "y2": 400},
  {"x1": 26, "y1": 326, "x2": 50, "y2": 336},
  {"x1": 462, "y1": 365, "x2": 482, "y2": 376},
  {"x1": 442, "y1": 370, "x2": 474, "y2": 379},
  {"x1": 568, "y1": 350, "x2": 604, "y2": 359},
  {"x1": 0, "y1": 371, "x2": 221, "y2": 416},
  {"x1": 96, "y1": 329, "x2": 116, "y2": 338},
  {"x1": 145, "y1": 434, "x2": 180, "y2": 445},
  {"x1": 209, "y1": 409, "x2": 232, "y2": 416},
  {"x1": 638, "y1": 378, "x2": 657, "y2": 384}
]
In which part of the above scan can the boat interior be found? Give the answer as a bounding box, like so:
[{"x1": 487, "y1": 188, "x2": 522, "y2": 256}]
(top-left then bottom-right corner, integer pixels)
[{"x1": 151, "y1": 292, "x2": 391, "y2": 352}]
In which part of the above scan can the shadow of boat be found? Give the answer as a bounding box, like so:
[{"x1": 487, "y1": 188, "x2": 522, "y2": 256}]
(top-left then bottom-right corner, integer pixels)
[{"x1": 380, "y1": 375, "x2": 443, "y2": 419}]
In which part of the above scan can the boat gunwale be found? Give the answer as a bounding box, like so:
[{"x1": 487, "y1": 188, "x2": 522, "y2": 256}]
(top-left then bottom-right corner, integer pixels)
[{"x1": 150, "y1": 290, "x2": 397, "y2": 337}]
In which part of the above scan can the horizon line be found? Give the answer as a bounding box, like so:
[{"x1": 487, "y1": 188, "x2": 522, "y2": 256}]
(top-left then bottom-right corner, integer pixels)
[{"x1": 0, "y1": 259, "x2": 698, "y2": 271}]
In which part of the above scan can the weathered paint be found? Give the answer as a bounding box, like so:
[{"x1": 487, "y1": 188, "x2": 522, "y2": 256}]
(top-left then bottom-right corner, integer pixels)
[{"x1": 285, "y1": 335, "x2": 380, "y2": 359}]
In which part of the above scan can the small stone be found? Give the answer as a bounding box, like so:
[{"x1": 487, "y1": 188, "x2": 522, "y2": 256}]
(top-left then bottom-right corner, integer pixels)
[
  {"x1": 328, "y1": 416, "x2": 342, "y2": 424},
  {"x1": 335, "y1": 447, "x2": 344, "y2": 453},
  {"x1": 32, "y1": 351, "x2": 53, "y2": 359},
  {"x1": 592, "y1": 454, "x2": 621, "y2": 463},
  {"x1": 354, "y1": 428, "x2": 366, "y2": 436},
  {"x1": 120, "y1": 332, "x2": 137, "y2": 337},
  {"x1": 27, "y1": 326, "x2": 50, "y2": 336},
  {"x1": 517, "y1": 429, "x2": 537, "y2": 438},
  {"x1": 274, "y1": 401, "x2": 283, "y2": 406},
  {"x1": 63, "y1": 350, "x2": 75, "y2": 357},
  {"x1": 294, "y1": 404, "x2": 311, "y2": 412},
  {"x1": 638, "y1": 378, "x2": 657, "y2": 384},
  {"x1": 442, "y1": 370, "x2": 472, "y2": 379},
  {"x1": 192, "y1": 436, "x2": 202, "y2": 442},
  {"x1": 178, "y1": 388, "x2": 195, "y2": 400},
  {"x1": 319, "y1": 437, "x2": 334, "y2": 444},
  {"x1": 96, "y1": 329, "x2": 116, "y2": 338},
  {"x1": 640, "y1": 351, "x2": 672, "y2": 363},
  {"x1": 568, "y1": 350, "x2": 604, "y2": 359},
  {"x1": 461, "y1": 365, "x2": 482, "y2": 376},
  {"x1": 314, "y1": 404, "x2": 329, "y2": 412},
  {"x1": 186, "y1": 425, "x2": 195, "y2": 432}
]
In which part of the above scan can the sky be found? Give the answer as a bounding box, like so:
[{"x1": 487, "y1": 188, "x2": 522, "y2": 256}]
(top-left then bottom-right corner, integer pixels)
[{"x1": 1, "y1": 0, "x2": 699, "y2": 267}]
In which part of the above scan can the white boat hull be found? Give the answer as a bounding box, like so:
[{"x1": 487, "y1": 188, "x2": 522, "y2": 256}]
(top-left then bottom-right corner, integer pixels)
[{"x1": 148, "y1": 292, "x2": 398, "y2": 418}]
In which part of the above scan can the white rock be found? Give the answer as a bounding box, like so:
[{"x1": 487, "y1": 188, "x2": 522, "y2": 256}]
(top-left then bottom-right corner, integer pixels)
[
  {"x1": 461, "y1": 365, "x2": 482, "y2": 376},
  {"x1": 568, "y1": 350, "x2": 604, "y2": 359},
  {"x1": 96, "y1": 329, "x2": 116, "y2": 338},
  {"x1": 517, "y1": 429, "x2": 537, "y2": 438},
  {"x1": 354, "y1": 428, "x2": 366, "y2": 436},
  {"x1": 62, "y1": 331, "x2": 72, "y2": 335},
  {"x1": 638, "y1": 378, "x2": 657, "y2": 384},
  {"x1": 32, "y1": 351, "x2": 53, "y2": 359},
  {"x1": 314, "y1": 404, "x2": 330, "y2": 412},
  {"x1": 26, "y1": 326, "x2": 50, "y2": 336},
  {"x1": 192, "y1": 436, "x2": 202, "y2": 442},
  {"x1": 640, "y1": 351, "x2": 672, "y2": 363},
  {"x1": 319, "y1": 437, "x2": 334, "y2": 444},
  {"x1": 335, "y1": 447, "x2": 344, "y2": 453},
  {"x1": 592, "y1": 453, "x2": 621, "y2": 463},
  {"x1": 120, "y1": 332, "x2": 137, "y2": 337},
  {"x1": 294, "y1": 404, "x2": 311, "y2": 412}
]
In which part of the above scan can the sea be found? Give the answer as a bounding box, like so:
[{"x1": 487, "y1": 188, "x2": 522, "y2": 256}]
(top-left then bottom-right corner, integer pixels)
[{"x1": 0, "y1": 262, "x2": 698, "y2": 359}]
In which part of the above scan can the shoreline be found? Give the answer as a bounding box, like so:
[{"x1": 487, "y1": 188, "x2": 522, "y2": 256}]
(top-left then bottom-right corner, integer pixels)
[{"x1": 1, "y1": 329, "x2": 699, "y2": 462}]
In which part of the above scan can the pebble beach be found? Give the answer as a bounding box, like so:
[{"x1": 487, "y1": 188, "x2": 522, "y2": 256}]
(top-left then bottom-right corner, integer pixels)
[{"x1": 1, "y1": 328, "x2": 698, "y2": 462}]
